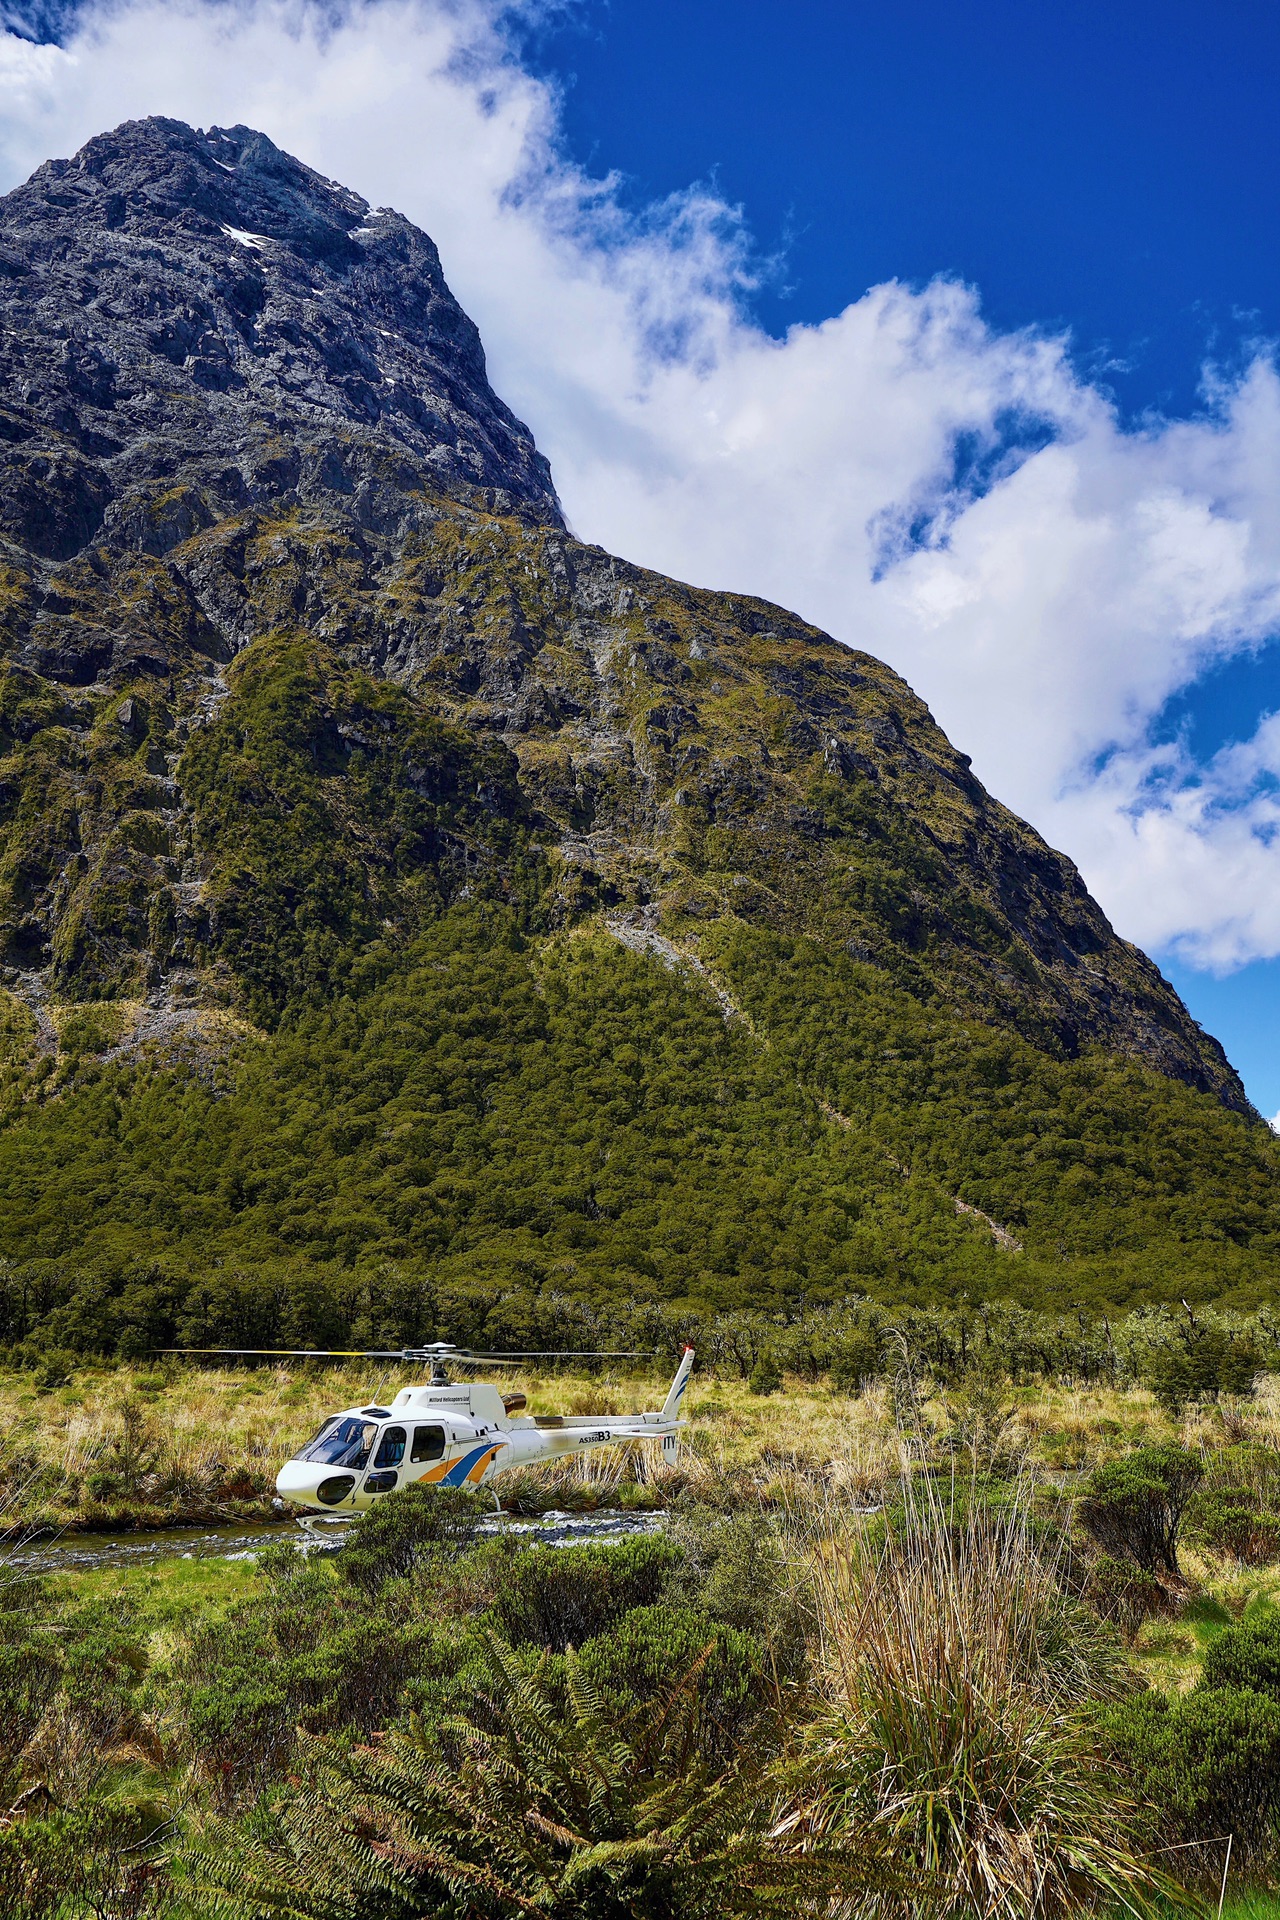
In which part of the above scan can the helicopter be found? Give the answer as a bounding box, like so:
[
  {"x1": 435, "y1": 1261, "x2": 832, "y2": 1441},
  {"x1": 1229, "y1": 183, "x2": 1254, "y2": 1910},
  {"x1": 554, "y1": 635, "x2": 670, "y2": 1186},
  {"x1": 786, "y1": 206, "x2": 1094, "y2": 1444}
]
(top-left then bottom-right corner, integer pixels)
[{"x1": 165, "y1": 1341, "x2": 696, "y2": 1512}]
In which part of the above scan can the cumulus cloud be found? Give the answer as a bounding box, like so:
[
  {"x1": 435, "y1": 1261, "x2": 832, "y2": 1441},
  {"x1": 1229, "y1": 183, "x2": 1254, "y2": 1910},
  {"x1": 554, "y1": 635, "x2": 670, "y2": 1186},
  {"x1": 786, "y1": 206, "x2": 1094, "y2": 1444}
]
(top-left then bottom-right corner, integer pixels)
[{"x1": 2, "y1": 0, "x2": 1280, "y2": 970}]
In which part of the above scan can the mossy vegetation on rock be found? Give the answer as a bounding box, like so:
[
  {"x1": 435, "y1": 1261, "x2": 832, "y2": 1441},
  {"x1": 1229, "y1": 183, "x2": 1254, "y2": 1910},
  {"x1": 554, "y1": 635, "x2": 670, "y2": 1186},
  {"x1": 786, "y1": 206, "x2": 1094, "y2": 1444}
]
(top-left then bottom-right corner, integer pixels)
[
  {"x1": 181, "y1": 633, "x2": 542, "y2": 1022},
  {"x1": 0, "y1": 497, "x2": 1243, "y2": 1092}
]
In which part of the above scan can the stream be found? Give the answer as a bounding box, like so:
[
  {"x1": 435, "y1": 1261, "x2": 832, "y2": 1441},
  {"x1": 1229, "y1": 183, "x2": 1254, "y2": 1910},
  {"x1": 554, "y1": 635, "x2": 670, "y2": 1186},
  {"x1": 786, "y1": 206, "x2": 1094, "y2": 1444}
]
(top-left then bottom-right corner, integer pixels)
[{"x1": 1, "y1": 1507, "x2": 666, "y2": 1576}]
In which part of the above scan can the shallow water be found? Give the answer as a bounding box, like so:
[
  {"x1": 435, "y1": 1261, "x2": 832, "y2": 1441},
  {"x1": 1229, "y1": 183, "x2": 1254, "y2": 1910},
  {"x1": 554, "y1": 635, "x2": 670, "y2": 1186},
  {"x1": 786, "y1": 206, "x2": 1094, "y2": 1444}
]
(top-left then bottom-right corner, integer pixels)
[{"x1": 1, "y1": 1507, "x2": 665, "y2": 1576}]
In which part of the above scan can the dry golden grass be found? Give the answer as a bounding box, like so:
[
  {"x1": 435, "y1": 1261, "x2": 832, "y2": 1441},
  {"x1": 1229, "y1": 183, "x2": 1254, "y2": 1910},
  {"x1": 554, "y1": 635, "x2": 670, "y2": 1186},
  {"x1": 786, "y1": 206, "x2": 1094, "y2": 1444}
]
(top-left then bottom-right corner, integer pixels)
[{"x1": 0, "y1": 1357, "x2": 894, "y2": 1529}]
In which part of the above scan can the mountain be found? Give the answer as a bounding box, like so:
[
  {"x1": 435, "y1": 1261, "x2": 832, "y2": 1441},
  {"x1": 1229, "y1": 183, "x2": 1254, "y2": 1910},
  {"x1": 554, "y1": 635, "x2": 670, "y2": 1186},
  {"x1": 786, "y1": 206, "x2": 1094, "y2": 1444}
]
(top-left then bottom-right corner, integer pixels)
[{"x1": 0, "y1": 116, "x2": 1273, "y2": 1351}]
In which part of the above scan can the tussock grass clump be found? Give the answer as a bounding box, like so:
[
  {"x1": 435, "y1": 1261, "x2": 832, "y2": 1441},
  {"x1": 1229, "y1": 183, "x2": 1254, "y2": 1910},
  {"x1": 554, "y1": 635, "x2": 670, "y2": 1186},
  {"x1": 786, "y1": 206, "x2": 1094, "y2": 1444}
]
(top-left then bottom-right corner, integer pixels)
[{"x1": 790, "y1": 1476, "x2": 1176, "y2": 1919}]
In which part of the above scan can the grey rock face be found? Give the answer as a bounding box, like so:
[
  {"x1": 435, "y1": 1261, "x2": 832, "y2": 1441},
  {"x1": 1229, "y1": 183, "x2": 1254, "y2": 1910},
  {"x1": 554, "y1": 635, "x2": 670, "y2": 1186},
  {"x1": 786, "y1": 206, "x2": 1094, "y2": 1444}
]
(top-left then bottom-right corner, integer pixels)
[{"x1": 0, "y1": 116, "x2": 562, "y2": 556}]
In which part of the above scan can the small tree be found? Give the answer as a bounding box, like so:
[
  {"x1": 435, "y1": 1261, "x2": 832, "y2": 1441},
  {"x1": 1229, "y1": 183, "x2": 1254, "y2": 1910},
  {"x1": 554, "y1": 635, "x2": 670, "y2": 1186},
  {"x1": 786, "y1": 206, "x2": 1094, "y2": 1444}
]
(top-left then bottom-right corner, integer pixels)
[
  {"x1": 1079, "y1": 1445, "x2": 1203, "y2": 1575},
  {"x1": 1144, "y1": 1327, "x2": 1264, "y2": 1414},
  {"x1": 748, "y1": 1350, "x2": 782, "y2": 1396}
]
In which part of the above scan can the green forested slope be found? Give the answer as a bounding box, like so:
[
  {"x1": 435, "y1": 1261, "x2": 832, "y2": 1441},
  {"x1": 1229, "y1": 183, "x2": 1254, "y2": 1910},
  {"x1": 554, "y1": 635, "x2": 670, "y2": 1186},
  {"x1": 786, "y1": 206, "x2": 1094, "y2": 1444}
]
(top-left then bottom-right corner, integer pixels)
[
  {"x1": 711, "y1": 923, "x2": 1280, "y2": 1286},
  {"x1": 0, "y1": 903, "x2": 1273, "y2": 1355}
]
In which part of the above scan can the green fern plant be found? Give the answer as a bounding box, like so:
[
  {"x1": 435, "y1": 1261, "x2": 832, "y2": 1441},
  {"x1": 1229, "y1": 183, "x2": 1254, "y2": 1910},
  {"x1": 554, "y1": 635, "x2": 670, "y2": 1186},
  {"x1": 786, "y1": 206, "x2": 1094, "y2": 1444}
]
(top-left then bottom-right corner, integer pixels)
[{"x1": 181, "y1": 1630, "x2": 861, "y2": 1919}]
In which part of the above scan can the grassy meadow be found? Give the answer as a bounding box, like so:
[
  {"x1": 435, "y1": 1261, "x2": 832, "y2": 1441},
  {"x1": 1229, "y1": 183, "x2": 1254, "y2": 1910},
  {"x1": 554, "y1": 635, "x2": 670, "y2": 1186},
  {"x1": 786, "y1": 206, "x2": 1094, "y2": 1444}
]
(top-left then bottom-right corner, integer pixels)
[
  {"x1": 7, "y1": 1355, "x2": 1280, "y2": 1915},
  {"x1": 9, "y1": 1350, "x2": 1280, "y2": 1533}
]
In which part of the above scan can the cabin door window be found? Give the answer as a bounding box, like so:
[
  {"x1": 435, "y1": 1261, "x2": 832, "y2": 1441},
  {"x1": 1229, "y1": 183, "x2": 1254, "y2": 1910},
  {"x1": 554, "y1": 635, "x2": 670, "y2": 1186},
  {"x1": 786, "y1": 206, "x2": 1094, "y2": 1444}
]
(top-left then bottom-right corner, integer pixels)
[{"x1": 373, "y1": 1425, "x2": 406, "y2": 1469}]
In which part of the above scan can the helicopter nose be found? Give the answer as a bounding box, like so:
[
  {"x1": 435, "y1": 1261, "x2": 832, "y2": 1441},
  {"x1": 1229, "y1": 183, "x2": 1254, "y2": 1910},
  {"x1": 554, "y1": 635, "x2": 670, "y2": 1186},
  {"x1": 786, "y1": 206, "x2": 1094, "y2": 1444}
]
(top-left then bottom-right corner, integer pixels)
[
  {"x1": 276, "y1": 1460, "x2": 362, "y2": 1509},
  {"x1": 276, "y1": 1461, "x2": 325, "y2": 1505}
]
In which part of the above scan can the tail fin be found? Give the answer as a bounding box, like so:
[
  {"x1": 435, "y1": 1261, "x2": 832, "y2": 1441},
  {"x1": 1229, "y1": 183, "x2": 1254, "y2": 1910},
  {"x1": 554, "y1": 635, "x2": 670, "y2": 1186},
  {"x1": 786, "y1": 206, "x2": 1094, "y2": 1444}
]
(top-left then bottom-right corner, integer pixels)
[{"x1": 660, "y1": 1346, "x2": 695, "y2": 1426}]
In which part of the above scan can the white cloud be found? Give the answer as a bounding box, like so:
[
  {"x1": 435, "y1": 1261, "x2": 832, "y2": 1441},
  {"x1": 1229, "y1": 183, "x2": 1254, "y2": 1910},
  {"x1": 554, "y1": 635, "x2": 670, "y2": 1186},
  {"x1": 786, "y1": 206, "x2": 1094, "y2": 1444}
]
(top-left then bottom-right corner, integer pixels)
[{"x1": 3, "y1": 0, "x2": 1280, "y2": 972}]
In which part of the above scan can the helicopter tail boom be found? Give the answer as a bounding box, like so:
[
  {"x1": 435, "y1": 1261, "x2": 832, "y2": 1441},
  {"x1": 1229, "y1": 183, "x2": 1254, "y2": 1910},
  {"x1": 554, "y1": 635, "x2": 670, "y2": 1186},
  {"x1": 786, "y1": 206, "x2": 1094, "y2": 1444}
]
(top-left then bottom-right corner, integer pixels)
[{"x1": 520, "y1": 1349, "x2": 695, "y2": 1461}]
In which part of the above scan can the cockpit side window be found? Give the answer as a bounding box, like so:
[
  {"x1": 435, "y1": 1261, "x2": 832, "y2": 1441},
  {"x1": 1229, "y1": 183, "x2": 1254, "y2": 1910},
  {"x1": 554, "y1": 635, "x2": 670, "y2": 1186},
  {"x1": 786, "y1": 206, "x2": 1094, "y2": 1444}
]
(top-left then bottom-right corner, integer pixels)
[
  {"x1": 296, "y1": 1417, "x2": 377, "y2": 1468},
  {"x1": 410, "y1": 1425, "x2": 446, "y2": 1463},
  {"x1": 373, "y1": 1425, "x2": 406, "y2": 1469}
]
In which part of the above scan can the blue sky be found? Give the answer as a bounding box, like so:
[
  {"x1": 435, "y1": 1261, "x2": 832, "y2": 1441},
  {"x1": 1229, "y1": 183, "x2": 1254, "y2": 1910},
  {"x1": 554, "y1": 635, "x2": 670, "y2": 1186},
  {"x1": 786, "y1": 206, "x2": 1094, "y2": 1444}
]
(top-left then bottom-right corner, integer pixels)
[
  {"x1": 526, "y1": 0, "x2": 1276, "y2": 421},
  {"x1": 528, "y1": 0, "x2": 1280, "y2": 1114},
  {"x1": 3, "y1": 0, "x2": 1280, "y2": 1114}
]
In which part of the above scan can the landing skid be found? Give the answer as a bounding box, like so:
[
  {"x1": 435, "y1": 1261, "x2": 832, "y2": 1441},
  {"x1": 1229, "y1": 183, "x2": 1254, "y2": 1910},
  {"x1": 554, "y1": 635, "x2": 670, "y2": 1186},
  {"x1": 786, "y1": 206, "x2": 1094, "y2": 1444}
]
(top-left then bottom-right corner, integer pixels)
[{"x1": 294, "y1": 1511, "x2": 354, "y2": 1546}]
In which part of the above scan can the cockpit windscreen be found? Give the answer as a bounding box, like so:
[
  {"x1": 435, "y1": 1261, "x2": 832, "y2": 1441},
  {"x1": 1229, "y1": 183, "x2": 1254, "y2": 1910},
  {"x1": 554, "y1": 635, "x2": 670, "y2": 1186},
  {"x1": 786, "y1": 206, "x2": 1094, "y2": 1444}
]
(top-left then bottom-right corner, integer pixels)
[{"x1": 295, "y1": 1417, "x2": 377, "y2": 1468}]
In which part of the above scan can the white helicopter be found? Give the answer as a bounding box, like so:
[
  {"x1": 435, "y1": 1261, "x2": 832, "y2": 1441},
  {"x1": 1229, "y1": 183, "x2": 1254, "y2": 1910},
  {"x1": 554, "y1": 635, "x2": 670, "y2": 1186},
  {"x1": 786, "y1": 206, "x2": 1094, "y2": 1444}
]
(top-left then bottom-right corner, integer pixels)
[{"x1": 170, "y1": 1342, "x2": 695, "y2": 1512}]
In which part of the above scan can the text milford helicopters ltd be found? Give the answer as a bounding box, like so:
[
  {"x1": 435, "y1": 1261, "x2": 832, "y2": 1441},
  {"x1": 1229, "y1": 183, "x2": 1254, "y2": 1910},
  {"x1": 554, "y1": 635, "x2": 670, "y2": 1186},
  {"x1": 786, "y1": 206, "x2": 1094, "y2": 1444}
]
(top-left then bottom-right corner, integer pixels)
[{"x1": 167, "y1": 1343, "x2": 695, "y2": 1512}]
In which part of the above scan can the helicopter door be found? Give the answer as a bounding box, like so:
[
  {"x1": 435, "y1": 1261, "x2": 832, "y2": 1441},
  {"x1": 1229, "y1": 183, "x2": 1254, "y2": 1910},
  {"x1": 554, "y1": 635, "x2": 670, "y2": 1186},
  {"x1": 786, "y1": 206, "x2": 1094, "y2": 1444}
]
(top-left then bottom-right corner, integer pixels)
[{"x1": 363, "y1": 1425, "x2": 406, "y2": 1495}]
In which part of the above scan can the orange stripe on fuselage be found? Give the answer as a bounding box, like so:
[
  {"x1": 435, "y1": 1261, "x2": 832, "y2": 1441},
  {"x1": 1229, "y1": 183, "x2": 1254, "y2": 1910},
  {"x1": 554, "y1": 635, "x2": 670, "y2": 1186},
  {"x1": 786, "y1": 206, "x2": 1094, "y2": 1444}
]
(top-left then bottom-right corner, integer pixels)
[
  {"x1": 415, "y1": 1445, "x2": 502, "y2": 1486},
  {"x1": 466, "y1": 1447, "x2": 500, "y2": 1482}
]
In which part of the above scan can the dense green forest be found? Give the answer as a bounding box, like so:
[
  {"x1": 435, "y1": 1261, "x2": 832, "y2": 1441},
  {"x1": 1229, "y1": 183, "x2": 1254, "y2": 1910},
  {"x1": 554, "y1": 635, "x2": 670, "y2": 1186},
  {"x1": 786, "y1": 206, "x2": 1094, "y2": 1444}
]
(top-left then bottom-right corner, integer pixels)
[
  {"x1": 1, "y1": 461, "x2": 1273, "y2": 1355},
  {"x1": 0, "y1": 901, "x2": 1274, "y2": 1357}
]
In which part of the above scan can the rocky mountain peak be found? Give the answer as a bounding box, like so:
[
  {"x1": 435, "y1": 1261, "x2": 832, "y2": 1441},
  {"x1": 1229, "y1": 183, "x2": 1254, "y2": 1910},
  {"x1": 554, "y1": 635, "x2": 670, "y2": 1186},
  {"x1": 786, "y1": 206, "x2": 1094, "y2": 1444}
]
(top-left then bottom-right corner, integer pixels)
[
  {"x1": 0, "y1": 116, "x2": 562, "y2": 561},
  {"x1": 0, "y1": 120, "x2": 1252, "y2": 1123}
]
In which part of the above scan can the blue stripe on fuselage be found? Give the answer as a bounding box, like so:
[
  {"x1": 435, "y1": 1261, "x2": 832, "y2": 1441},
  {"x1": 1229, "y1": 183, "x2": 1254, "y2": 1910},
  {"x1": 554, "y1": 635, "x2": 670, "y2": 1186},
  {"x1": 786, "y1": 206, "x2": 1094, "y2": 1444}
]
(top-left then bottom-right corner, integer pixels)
[{"x1": 442, "y1": 1444, "x2": 492, "y2": 1486}]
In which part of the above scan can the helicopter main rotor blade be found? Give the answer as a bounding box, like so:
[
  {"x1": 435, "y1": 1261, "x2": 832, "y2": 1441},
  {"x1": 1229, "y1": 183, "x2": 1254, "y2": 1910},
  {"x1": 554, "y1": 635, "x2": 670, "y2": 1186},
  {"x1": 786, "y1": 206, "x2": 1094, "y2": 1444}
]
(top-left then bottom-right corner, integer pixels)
[
  {"x1": 155, "y1": 1348, "x2": 633, "y2": 1362},
  {"x1": 156, "y1": 1347, "x2": 410, "y2": 1359},
  {"x1": 156, "y1": 1345, "x2": 656, "y2": 1362},
  {"x1": 450, "y1": 1351, "x2": 652, "y2": 1367}
]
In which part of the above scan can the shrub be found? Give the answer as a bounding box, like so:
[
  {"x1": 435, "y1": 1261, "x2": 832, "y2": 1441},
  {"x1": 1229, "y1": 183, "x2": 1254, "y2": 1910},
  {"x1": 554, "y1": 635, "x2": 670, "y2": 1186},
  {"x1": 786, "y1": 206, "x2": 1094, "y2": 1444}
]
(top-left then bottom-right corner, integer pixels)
[
  {"x1": 1186, "y1": 1490, "x2": 1280, "y2": 1566},
  {"x1": 748, "y1": 1350, "x2": 782, "y2": 1395},
  {"x1": 1205, "y1": 1444, "x2": 1280, "y2": 1506},
  {"x1": 1083, "y1": 1555, "x2": 1167, "y2": 1639},
  {"x1": 336, "y1": 1483, "x2": 488, "y2": 1596},
  {"x1": 31, "y1": 1349, "x2": 76, "y2": 1392},
  {"x1": 829, "y1": 1324, "x2": 887, "y2": 1393},
  {"x1": 940, "y1": 1375, "x2": 1021, "y2": 1473},
  {"x1": 1201, "y1": 1611, "x2": 1280, "y2": 1698},
  {"x1": 1102, "y1": 1685, "x2": 1280, "y2": 1861},
  {"x1": 43, "y1": 1594, "x2": 152, "y2": 1795},
  {"x1": 82, "y1": 1398, "x2": 163, "y2": 1501},
  {"x1": 575, "y1": 1603, "x2": 765, "y2": 1756},
  {"x1": 665, "y1": 1507, "x2": 812, "y2": 1679},
  {"x1": 0, "y1": 1802, "x2": 169, "y2": 1920},
  {"x1": 173, "y1": 1562, "x2": 448, "y2": 1797},
  {"x1": 182, "y1": 1632, "x2": 825, "y2": 1920},
  {"x1": 1144, "y1": 1329, "x2": 1265, "y2": 1414},
  {"x1": 0, "y1": 1603, "x2": 61, "y2": 1804},
  {"x1": 1078, "y1": 1445, "x2": 1203, "y2": 1575},
  {"x1": 486, "y1": 1535, "x2": 683, "y2": 1653}
]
